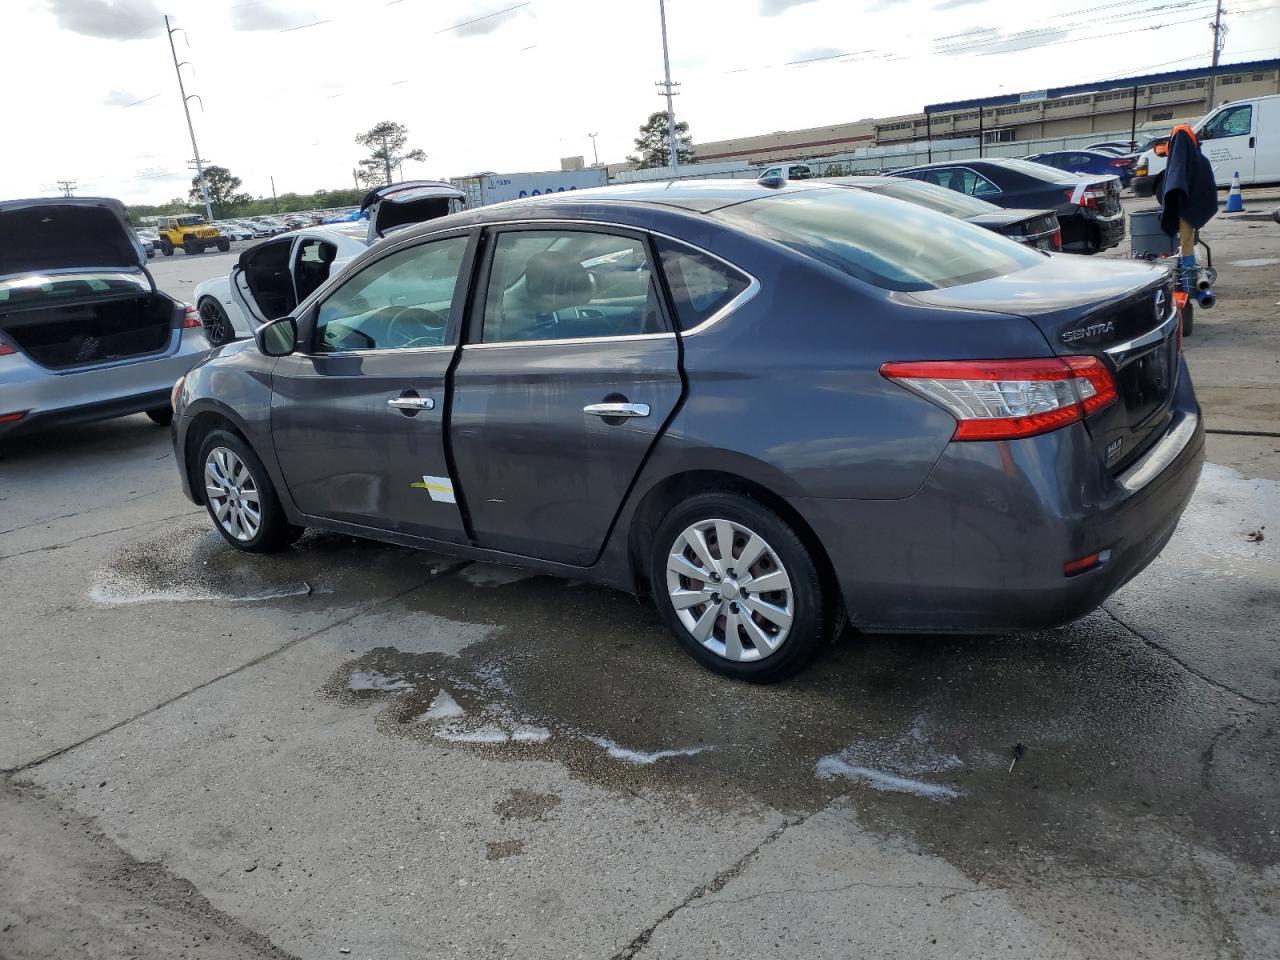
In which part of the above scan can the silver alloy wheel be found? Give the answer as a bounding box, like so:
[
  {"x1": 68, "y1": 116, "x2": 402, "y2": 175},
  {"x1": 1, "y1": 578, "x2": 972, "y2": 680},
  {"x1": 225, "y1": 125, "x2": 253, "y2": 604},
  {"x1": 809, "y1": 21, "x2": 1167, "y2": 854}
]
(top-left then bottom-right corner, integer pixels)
[
  {"x1": 204, "y1": 446, "x2": 262, "y2": 542},
  {"x1": 665, "y1": 518, "x2": 794, "y2": 662}
]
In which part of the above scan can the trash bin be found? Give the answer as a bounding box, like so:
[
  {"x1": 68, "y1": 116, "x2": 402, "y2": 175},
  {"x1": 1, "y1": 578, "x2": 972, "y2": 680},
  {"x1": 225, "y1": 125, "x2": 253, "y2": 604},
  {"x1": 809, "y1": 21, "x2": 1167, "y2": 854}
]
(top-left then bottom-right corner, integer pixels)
[{"x1": 1130, "y1": 207, "x2": 1177, "y2": 259}]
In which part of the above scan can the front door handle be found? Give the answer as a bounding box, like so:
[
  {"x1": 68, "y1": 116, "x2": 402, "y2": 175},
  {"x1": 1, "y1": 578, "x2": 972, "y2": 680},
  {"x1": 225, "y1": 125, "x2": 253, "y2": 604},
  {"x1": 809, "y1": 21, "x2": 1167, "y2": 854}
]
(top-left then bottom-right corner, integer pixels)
[
  {"x1": 584, "y1": 402, "x2": 649, "y2": 418},
  {"x1": 387, "y1": 396, "x2": 435, "y2": 411}
]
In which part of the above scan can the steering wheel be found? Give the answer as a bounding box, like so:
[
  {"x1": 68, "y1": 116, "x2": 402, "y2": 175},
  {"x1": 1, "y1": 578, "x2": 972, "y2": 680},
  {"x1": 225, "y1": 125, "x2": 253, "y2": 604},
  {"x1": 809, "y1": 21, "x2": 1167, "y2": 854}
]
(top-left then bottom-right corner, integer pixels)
[{"x1": 385, "y1": 305, "x2": 449, "y2": 347}]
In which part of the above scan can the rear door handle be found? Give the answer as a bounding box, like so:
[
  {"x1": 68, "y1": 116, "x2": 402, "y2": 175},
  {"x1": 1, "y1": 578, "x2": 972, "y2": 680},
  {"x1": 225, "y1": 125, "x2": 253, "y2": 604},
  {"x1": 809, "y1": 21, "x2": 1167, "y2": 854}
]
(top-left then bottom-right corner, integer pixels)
[
  {"x1": 387, "y1": 396, "x2": 434, "y2": 411},
  {"x1": 584, "y1": 402, "x2": 650, "y2": 418}
]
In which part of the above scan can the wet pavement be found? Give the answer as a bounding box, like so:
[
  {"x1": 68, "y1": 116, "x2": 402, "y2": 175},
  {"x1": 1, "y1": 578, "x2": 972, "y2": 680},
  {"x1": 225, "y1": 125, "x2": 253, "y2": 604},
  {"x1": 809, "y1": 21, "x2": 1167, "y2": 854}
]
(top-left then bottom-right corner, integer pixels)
[{"x1": 2, "y1": 199, "x2": 1279, "y2": 958}]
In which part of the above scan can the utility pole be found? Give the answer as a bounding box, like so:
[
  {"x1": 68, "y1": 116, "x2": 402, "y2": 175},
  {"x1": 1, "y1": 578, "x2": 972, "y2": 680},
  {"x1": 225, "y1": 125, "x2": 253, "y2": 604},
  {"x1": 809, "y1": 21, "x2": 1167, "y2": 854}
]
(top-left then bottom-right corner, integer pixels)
[
  {"x1": 1207, "y1": 0, "x2": 1225, "y2": 109},
  {"x1": 165, "y1": 15, "x2": 213, "y2": 223},
  {"x1": 588, "y1": 132, "x2": 600, "y2": 167},
  {"x1": 655, "y1": 0, "x2": 681, "y2": 177},
  {"x1": 55, "y1": 180, "x2": 77, "y2": 197},
  {"x1": 270, "y1": 176, "x2": 278, "y2": 214}
]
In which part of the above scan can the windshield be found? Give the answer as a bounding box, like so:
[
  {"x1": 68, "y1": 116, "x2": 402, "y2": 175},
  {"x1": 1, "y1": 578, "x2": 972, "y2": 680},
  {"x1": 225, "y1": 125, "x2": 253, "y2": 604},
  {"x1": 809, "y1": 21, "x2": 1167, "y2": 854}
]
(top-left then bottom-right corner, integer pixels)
[
  {"x1": 868, "y1": 179, "x2": 999, "y2": 217},
  {"x1": 715, "y1": 188, "x2": 1041, "y2": 292},
  {"x1": 177, "y1": 215, "x2": 206, "y2": 226}
]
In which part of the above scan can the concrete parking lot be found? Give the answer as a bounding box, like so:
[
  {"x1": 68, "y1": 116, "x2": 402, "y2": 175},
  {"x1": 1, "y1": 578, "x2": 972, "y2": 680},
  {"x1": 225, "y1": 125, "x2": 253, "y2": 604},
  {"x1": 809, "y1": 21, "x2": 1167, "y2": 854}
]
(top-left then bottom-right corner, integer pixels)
[{"x1": 2, "y1": 195, "x2": 1278, "y2": 959}]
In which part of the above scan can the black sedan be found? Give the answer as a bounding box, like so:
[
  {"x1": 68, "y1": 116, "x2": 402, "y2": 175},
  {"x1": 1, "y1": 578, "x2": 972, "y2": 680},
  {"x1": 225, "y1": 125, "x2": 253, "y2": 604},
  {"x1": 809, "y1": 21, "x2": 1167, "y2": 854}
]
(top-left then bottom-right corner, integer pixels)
[
  {"x1": 822, "y1": 176, "x2": 1061, "y2": 250},
  {"x1": 890, "y1": 157, "x2": 1125, "y2": 254},
  {"x1": 171, "y1": 180, "x2": 1200, "y2": 681}
]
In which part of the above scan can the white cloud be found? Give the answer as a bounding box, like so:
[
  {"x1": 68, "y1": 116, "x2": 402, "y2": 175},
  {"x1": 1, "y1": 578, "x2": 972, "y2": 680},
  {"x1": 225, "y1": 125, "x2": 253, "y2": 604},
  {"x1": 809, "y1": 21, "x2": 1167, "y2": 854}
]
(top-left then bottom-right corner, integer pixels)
[{"x1": 45, "y1": 0, "x2": 161, "y2": 40}]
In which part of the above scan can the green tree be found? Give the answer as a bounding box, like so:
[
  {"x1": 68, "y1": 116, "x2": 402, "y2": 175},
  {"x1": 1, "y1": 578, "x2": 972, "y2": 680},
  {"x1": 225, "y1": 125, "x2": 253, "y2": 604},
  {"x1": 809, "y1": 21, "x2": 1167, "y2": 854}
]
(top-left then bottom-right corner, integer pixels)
[
  {"x1": 626, "y1": 111, "x2": 695, "y2": 169},
  {"x1": 355, "y1": 121, "x2": 426, "y2": 187},
  {"x1": 188, "y1": 166, "x2": 252, "y2": 218}
]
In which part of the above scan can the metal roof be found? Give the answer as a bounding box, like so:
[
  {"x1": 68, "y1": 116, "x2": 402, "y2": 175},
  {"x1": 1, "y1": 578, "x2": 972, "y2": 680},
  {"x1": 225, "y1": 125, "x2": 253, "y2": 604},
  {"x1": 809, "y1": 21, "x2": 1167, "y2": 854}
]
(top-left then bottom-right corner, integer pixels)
[{"x1": 923, "y1": 58, "x2": 1280, "y2": 115}]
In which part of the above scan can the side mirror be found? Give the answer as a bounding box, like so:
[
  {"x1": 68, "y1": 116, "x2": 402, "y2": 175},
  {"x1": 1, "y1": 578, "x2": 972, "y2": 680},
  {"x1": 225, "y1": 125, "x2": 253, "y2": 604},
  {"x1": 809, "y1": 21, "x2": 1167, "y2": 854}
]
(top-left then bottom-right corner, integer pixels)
[{"x1": 256, "y1": 316, "x2": 297, "y2": 356}]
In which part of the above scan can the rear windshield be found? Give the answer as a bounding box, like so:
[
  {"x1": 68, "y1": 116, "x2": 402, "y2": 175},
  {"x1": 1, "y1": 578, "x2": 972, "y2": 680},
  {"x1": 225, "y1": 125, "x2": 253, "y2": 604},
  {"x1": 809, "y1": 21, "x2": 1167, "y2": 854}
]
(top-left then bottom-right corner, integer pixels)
[
  {"x1": 987, "y1": 158, "x2": 1072, "y2": 182},
  {"x1": 715, "y1": 189, "x2": 1041, "y2": 292},
  {"x1": 867, "y1": 179, "x2": 999, "y2": 218}
]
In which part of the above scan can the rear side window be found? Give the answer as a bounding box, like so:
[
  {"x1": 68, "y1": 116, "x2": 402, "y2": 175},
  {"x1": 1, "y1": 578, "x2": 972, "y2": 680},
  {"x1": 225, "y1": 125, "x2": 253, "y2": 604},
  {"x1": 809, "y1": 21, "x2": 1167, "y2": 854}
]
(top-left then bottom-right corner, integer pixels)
[
  {"x1": 715, "y1": 188, "x2": 1042, "y2": 292},
  {"x1": 656, "y1": 238, "x2": 751, "y2": 332}
]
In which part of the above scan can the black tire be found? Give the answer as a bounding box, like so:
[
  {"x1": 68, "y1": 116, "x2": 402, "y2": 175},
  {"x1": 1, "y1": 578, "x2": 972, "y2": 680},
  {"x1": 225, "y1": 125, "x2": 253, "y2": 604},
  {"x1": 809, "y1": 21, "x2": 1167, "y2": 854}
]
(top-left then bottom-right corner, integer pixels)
[
  {"x1": 216, "y1": 237, "x2": 231, "y2": 252},
  {"x1": 183, "y1": 238, "x2": 200, "y2": 255},
  {"x1": 161, "y1": 238, "x2": 174, "y2": 256},
  {"x1": 197, "y1": 429, "x2": 303, "y2": 553},
  {"x1": 198, "y1": 297, "x2": 235, "y2": 347},
  {"x1": 650, "y1": 491, "x2": 835, "y2": 682},
  {"x1": 1181, "y1": 299, "x2": 1194, "y2": 336},
  {"x1": 145, "y1": 406, "x2": 173, "y2": 426}
]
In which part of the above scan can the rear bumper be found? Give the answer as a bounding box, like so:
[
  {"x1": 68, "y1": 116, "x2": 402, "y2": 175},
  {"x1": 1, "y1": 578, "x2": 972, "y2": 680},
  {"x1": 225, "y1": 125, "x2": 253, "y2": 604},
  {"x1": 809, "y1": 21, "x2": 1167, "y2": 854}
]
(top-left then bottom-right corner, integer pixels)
[
  {"x1": 792, "y1": 360, "x2": 1203, "y2": 633},
  {"x1": 1132, "y1": 174, "x2": 1158, "y2": 198},
  {"x1": 0, "y1": 328, "x2": 209, "y2": 438}
]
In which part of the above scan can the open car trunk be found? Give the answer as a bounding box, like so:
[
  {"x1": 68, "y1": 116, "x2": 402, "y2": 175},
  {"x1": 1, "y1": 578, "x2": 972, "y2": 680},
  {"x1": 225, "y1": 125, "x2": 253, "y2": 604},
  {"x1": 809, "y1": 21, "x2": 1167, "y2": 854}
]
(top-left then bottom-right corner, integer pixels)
[
  {"x1": 360, "y1": 180, "x2": 465, "y2": 242},
  {"x1": 0, "y1": 288, "x2": 177, "y2": 369}
]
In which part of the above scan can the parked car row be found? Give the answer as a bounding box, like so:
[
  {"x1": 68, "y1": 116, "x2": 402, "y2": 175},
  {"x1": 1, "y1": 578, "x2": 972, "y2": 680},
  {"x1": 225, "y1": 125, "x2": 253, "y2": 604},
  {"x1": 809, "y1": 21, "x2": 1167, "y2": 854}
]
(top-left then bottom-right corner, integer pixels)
[{"x1": 167, "y1": 177, "x2": 1199, "y2": 682}]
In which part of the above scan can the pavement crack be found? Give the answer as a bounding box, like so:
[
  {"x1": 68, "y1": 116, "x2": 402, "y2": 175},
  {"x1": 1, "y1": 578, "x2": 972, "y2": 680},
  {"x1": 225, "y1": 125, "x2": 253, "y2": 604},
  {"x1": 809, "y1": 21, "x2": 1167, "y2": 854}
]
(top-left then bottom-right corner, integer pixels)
[
  {"x1": 682, "y1": 879, "x2": 991, "y2": 911},
  {"x1": 3, "y1": 560, "x2": 472, "y2": 775},
  {"x1": 610, "y1": 811, "x2": 815, "y2": 960},
  {"x1": 0, "y1": 510, "x2": 196, "y2": 562},
  {"x1": 1102, "y1": 606, "x2": 1276, "y2": 706},
  {"x1": 0, "y1": 488, "x2": 170, "y2": 537}
]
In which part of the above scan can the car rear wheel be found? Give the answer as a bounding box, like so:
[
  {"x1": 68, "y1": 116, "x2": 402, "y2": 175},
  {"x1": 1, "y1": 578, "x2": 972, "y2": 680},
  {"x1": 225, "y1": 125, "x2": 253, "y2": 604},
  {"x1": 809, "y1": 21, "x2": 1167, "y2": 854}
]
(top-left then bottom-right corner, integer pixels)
[
  {"x1": 199, "y1": 297, "x2": 234, "y2": 347},
  {"x1": 145, "y1": 406, "x2": 173, "y2": 426},
  {"x1": 651, "y1": 492, "x2": 834, "y2": 682},
  {"x1": 198, "y1": 430, "x2": 303, "y2": 553}
]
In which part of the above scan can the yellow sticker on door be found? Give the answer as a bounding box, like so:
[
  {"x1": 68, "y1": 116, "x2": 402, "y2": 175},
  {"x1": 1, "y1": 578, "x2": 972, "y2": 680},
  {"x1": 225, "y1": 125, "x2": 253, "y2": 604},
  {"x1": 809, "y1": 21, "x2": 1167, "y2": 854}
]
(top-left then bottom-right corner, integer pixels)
[{"x1": 410, "y1": 475, "x2": 456, "y2": 504}]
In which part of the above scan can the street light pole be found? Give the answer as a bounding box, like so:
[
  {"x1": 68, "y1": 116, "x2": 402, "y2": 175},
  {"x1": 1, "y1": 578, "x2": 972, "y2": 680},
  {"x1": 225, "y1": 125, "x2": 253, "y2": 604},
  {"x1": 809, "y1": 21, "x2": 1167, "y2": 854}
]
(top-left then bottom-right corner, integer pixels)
[
  {"x1": 656, "y1": 0, "x2": 681, "y2": 177},
  {"x1": 165, "y1": 15, "x2": 213, "y2": 222},
  {"x1": 588, "y1": 132, "x2": 599, "y2": 167}
]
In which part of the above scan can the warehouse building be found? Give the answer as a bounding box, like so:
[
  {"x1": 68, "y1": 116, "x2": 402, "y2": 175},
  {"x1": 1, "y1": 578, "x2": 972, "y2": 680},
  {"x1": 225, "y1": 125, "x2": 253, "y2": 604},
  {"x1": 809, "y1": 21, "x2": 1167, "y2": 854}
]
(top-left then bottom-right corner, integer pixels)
[{"x1": 692, "y1": 59, "x2": 1280, "y2": 166}]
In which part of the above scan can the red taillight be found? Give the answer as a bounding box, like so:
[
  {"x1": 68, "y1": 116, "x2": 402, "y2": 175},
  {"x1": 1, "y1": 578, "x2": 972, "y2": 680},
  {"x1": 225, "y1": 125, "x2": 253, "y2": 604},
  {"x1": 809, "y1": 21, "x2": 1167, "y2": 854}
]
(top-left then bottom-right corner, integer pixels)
[
  {"x1": 0, "y1": 410, "x2": 26, "y2": 423},
  {"x1": 1050, "y1": 227, "x2": 1063, "y2": 251},
  {"x1": 1173, "y1": 290, "x2": 1188, "y2": 350},
  {"x1": 0, "y1": 342, "x2": 15, "y2": 357},
  {"x1": 182, "y1": 304, "x2": 201, "y2": 329},
  {"x1": 1066, "y1": 185, "x2": 1107, "y2": 209},
  {"x1": 1109, "y1": 158, "x2": 1134, "y2": 168},
  {"x1": 880, "y1": 356, "x2": 1118, "y2": 441}
]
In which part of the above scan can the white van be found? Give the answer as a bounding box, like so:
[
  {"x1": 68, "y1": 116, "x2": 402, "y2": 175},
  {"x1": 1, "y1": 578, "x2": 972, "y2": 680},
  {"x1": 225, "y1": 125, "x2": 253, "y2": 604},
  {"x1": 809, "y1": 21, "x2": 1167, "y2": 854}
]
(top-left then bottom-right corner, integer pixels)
[{"x1": 1132, "y1": 93, "x2": 1280, "y2": 196}]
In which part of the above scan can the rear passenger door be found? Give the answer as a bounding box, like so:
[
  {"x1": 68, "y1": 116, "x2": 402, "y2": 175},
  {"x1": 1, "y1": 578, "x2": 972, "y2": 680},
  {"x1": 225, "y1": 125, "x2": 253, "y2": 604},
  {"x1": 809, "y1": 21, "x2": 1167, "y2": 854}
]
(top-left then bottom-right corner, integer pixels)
[{"x1": 448, "y1": 225, "x2": 682, "y2": 566}]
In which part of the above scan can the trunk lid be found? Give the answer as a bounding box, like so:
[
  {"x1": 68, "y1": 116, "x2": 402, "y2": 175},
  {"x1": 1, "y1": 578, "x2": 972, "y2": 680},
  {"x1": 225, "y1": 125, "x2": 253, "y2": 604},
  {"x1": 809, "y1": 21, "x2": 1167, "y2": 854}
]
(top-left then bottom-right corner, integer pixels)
[
  {"x1": 0, "y1": 197, "x2": 151, "y2": 284},
  {"x1": 911, "y1": 255, "x2": 1179, "y2": 472},
  {"x1": 968, "y1": 208, "x2": 1060, "y2": 249},
  {"x1": 360, "y1": 180, "x2": 466, "y2": 242}
]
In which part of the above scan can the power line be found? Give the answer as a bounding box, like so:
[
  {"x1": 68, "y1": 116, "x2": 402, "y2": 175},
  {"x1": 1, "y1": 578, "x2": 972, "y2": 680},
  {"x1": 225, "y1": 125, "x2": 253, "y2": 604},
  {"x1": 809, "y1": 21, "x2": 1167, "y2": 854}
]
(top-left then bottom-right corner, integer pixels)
[
  {"x1": 55, "y1": 180, "x2": 77, "y2": 197},
  {"x1": 433, "y1": 1, "x2": 529, "y2": 34}
]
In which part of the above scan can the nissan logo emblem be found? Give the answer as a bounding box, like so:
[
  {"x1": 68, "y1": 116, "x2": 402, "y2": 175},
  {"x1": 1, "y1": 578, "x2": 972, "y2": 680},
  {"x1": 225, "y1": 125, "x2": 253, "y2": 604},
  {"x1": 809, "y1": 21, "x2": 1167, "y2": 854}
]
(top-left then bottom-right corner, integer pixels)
[{"x1": 1154, "y1": 288, "x2": 1167, "y2": 321}]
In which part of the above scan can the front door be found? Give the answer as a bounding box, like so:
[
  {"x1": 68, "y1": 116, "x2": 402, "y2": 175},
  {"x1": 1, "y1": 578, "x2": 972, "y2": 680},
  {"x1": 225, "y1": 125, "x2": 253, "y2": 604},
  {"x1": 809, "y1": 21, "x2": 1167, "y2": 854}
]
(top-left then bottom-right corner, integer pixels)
[
  {"x1": 1199, "y1": 101, "x2": 1256, "y2": 184},
  {"x1": 448, "y1": 226, "x2": 683, "y2": 566},
  {"x1": 270, "y1": 231, "x2": 476, "y2": 542}
]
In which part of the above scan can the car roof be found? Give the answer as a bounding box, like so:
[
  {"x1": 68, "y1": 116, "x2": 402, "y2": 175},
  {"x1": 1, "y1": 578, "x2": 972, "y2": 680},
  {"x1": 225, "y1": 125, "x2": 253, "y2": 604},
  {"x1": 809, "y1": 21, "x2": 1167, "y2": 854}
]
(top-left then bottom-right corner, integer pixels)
[{"x1": 488, "y1": 178, "x2": 834, "y2": 214}]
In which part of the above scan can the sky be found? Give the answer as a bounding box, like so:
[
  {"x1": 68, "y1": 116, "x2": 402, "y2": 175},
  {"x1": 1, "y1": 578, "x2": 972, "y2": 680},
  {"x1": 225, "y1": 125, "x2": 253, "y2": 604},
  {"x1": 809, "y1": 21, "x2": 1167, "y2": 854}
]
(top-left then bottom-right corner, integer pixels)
[{"x1": 2, "y1": 0, "x2": 1277, "y2": 204}]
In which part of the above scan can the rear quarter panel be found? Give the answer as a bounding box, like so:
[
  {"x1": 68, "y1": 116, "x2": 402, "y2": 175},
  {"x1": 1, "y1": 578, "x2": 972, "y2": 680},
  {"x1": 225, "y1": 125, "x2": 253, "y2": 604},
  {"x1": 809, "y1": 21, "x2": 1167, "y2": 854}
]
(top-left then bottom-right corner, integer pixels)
[{"x1": 634, "y1": 234, "x2": 1059, "y2": 503}]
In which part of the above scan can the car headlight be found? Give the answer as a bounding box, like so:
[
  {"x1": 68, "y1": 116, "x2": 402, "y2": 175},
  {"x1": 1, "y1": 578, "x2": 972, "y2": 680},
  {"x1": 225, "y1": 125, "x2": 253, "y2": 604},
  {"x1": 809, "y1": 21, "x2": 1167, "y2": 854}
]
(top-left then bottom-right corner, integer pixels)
[{"x1": 171, "y1": 375, "x2": 186, "y2": 411}]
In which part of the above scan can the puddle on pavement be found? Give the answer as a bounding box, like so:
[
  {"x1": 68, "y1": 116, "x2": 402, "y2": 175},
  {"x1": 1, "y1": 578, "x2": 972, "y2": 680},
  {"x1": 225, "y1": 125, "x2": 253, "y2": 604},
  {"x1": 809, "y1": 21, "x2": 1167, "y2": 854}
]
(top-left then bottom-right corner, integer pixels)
[
  {"x1": 90, "y1": 520, "x2": 448, "y2": 606},
  {"x1": 318, "y1": 561, "x2": 1278, "y2": 886}
]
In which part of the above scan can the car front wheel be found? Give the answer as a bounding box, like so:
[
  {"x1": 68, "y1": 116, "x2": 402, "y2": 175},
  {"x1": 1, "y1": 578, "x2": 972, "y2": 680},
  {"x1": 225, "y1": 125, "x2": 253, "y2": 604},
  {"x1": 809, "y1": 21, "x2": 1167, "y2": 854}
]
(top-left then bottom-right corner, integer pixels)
[
  {"x1": 651, "y1": 492, "x2": 834, "y2": 682},
  {"x1": 198, "y1": 430, "x2": 303, "y2": 553}
]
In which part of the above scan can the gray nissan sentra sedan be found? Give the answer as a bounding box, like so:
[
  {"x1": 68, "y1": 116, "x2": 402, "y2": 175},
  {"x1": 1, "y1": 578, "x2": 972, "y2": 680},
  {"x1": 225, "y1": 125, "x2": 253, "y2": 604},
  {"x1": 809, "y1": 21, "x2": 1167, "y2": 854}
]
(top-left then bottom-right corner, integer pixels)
[{"x1": 171, "y1": 180, "x2": 1203, "y2": 681}]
